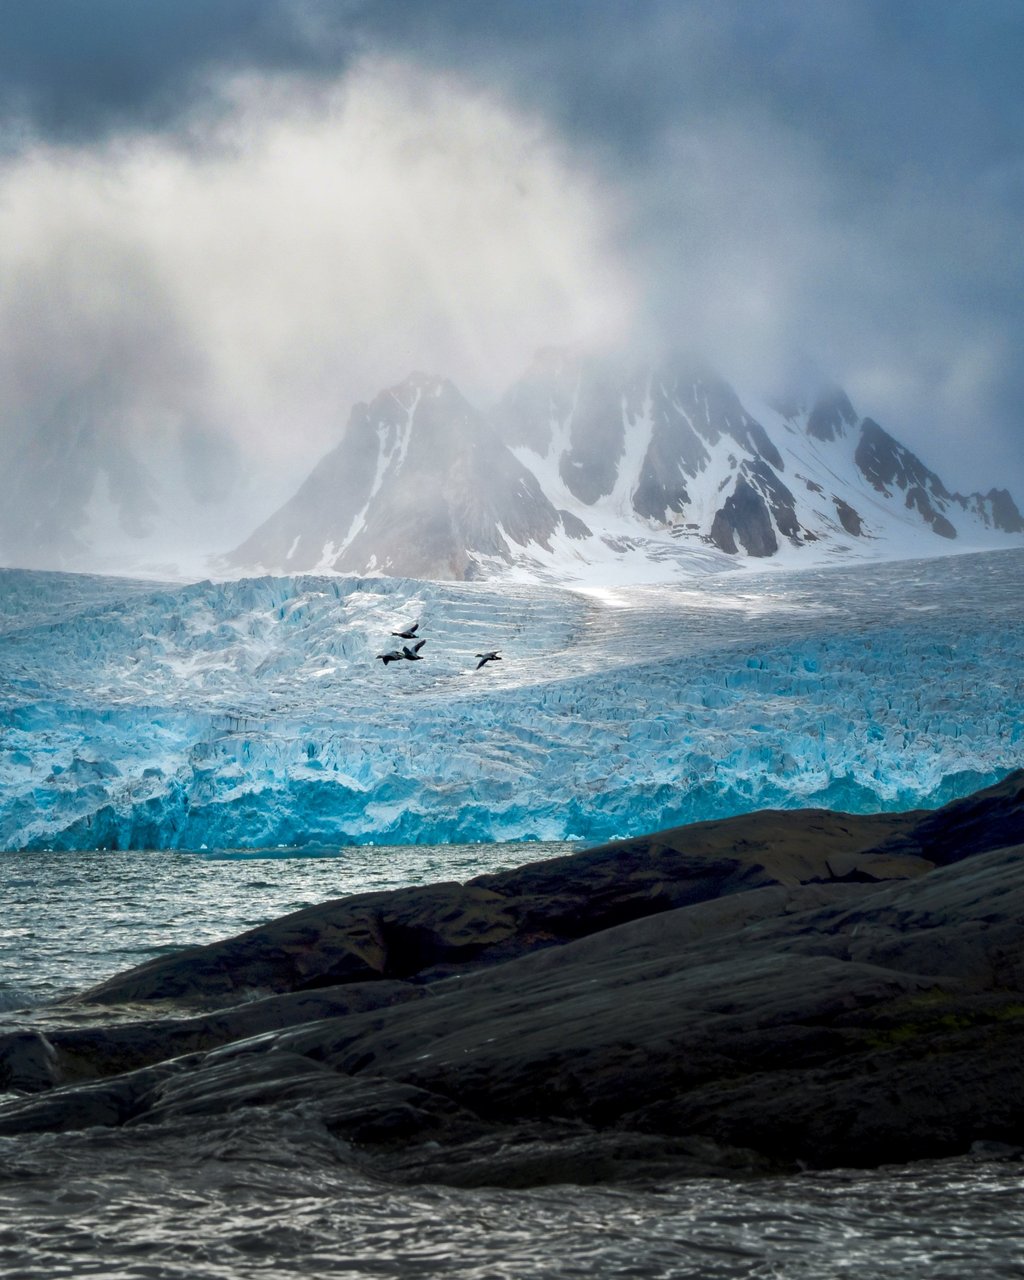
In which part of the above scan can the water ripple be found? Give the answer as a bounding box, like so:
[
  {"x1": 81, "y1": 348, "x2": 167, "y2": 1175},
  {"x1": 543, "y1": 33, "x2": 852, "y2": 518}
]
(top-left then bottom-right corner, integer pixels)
[
  {"x1": 0, "y1": 840, "x2": 577, "y2": 1011},
  {"x1": 1, "y1": 1114, "x2": 1023, "y2": 1278}
]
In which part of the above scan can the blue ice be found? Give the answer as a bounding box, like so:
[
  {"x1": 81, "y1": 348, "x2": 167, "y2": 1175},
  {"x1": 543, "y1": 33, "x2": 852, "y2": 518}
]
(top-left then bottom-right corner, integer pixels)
[{"x1": 1, "y1": 551, "x2": 1021, "y2": 850}]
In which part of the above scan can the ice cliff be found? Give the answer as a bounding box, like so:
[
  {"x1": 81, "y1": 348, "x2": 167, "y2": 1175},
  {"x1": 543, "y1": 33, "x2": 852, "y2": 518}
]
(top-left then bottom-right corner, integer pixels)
[{"x1": 1, "y1": 550, "x2": 1022, "y2": 850}]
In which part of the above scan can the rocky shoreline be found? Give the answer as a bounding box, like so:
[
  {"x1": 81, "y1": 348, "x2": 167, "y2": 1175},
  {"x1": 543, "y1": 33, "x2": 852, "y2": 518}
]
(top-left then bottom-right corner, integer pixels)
[{"x1": 2, "y1": 773, "x2": 1023, "y2": 1187}]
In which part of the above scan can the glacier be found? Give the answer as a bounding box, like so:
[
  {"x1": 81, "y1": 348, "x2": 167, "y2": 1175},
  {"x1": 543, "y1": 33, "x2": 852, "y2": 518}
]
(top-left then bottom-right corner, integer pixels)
[{"x1": 1, "y1": 550, "x2": 1022, "y2": 850}]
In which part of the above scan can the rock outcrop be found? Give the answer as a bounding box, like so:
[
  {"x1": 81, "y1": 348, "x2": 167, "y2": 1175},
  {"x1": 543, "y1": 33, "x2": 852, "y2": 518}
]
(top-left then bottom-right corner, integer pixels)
[{"x1": 1, "y1": 771, "x2": 1022, "y2": 1186}]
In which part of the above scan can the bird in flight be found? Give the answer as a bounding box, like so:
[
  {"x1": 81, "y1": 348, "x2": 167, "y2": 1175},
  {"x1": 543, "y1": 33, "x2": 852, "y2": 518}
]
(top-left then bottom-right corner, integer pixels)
[
  {"x1": 392, "y1": 621, "x2": 420, "y2": 639},
  {"x1": 402, "y1": 640, "x2": 427, "y2": 661},
  {"x1": 475, "y1": 651, "x2": 501, "y2": 669},
  {"x1": 376, "y1": 650, "x2": 405, "y2": 665}
]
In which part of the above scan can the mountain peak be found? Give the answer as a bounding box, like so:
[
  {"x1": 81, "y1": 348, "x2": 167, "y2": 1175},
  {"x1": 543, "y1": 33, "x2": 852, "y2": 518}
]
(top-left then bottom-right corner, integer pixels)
[
  {"x1": 367, "y1": 371, "x2": 461, "y2": 419},
  {"x1": 393, "y1": 370, "x2": 454, "y2": 396},
  {"x1": 226, "y1": 356, "x2": 1023, "y2": 582},
  {"x1": 227, "y1": 370, "x2": 559, "y2": 579},
  {"x1": 806, "y1": 387, "x2": 859, "y2": 441}
]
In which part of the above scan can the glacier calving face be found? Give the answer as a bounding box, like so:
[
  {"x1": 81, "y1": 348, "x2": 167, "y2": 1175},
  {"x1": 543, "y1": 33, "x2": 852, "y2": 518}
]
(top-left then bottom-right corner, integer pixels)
[{"x1": 1, "y1": 551, "x2": 1022, "y2": 850}]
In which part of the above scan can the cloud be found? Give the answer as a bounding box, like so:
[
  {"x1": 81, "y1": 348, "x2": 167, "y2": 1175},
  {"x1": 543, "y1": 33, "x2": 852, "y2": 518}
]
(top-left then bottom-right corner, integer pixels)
[
  {"x1": 2, "y1": 0, "x2": 1022, "y2": 574},
  {"x1": 0, "y1": 0, "x2": 354, "y2": 146},
  {"x1": 0, "y1": 59, "x2": 633, "y2": 567},
  {"x1": 614, "y1": 102, "x2": 1024, "y2": 487},
  {"x1": 344, "y1": 1, "x2": 1024, "y2": 497}
]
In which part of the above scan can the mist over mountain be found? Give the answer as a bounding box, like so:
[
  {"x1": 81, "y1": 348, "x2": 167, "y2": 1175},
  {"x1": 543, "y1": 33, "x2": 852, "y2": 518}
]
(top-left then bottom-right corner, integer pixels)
[
  {"x1": 3, "y1": 345, "x2": 1019, "y2": 584},
  {"x1": 226, "y1": 350, "x2": 1024, "y2": 583},
  {"x1": 2, "y1": 7, "x2": 1023, "y2": 586},
  {"x1": 228, "y1": 373, "x2": 562, "y2": 582},
  {"x1": 0, "y1": 413, "x2": 256, "y2": 579}
]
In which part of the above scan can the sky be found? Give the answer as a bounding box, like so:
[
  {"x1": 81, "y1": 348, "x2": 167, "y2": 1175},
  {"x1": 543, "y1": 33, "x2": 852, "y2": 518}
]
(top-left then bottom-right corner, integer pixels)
[{"x1": 1, "y1": 0, "x2": 1022, "y2": 570}]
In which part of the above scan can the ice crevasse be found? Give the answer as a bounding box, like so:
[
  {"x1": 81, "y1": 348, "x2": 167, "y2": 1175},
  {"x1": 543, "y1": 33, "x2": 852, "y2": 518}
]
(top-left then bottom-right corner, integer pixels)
[{"x1": 0, "y1": 550, "x2": 1022, "y2": 850}]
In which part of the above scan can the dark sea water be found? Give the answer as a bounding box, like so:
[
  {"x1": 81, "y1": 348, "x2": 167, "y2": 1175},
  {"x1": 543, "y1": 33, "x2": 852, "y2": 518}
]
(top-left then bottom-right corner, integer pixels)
[
  {"x1": 2, "y1": 1105, "x2": 1023, "y2": 1279},
  {"x1": 2, "y1": 847, "x2": 1023, "y2": 1279},
  {"x1": 0, "y1": 841, "x2": 576, "y2": 1009}
]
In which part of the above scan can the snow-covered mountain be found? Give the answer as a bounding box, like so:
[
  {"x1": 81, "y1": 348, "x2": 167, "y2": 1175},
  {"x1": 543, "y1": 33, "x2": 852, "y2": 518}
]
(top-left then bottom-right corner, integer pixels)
[
  {"x1": 229, "y1": 374, "x2": 561, "y2": 581},
  {"x1": 227, "y1": 351, "x2": 1023, "y2": 581}
]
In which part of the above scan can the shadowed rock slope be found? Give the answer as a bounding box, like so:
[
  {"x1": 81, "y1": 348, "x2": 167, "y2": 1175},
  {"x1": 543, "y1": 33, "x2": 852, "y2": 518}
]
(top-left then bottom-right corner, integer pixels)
[{"x1": 1, "y1": 771, "x2": 1022, "y2": 1186}]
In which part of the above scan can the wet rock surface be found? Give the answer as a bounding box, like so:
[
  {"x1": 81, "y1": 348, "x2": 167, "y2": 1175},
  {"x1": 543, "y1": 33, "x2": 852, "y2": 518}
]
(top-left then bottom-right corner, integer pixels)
[
  {"x1": 72, "y1": 804, "x2": 931, "y2": 1006},
  {"x1": 2, "y1": 771, "x2": 1022, "y2": 1187}
]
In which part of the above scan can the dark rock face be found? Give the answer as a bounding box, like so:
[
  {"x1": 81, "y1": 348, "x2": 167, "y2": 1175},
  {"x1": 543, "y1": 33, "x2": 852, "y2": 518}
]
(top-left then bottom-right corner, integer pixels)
[
  {"x1": 833, "y1": 496, "x2": 864, "y2": 535},
  {"x1": 557, "y1": 359, "x2": 632, "y2": 504},
  {"x1": 852, "y1": 418, "x2": 977, "y2": 539},
  {"x1": 851, "y1": 417, "x2": 1024, "y2": 543},
  {"x1": 629, "y1": 379, "x2": 702, "y2": 521},
  {"x1": 0, "y1": 1032, "x2": 61, "y2": 1093},
  {"x1": 0, "y1": 983, "x2": 423, "y2": 1093},
  {"x1": 501, "y1": 350, "x2": 787, "y2": 487},
  {"x1": 750, "y1": 460, "x2": 801, "y2": 537},
  {"x1": 4, "y1": 773, "x2": 1023, "y2": 1185},
  {"x1": 490, "y1": 345, "x2": 580, "y2": 456},
  {"x1": 868, "y1": 769, "x2": 1024, "y2": 867},
  {"x1": 806, "y1": 388, "x2": 859, "y2": 442},
  {"x1": 856, "y1": 418, "x2": 951, "y2": 499},
  {"x1": 558, "y1": 509, "x2": 591, "y2": 539},
  {"x1": 711, "y1": 478, "x2": 775, "y2": 555},
  {"x1": 631, "y1": 360, "x2": 785, "y2": 522},
  {"x1": 709, "y1": 460, "x2": 801, "y2": 556},
  {"x1": 666, "y1": 359, "x2": 784, "y2": 472},
  {"x1": 987, "y1": 488, "x2": 1024, "y2": 533},
  {"x1": 906, "y1": 485, "x2": 957, "y2": 538},
  {"x1": 954, "y1": 487, "x2": 1024, "y2": 534}
]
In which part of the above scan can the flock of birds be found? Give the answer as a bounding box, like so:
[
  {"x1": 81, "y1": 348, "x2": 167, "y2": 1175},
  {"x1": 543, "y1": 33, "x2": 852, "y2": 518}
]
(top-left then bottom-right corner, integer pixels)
[{"x1": 376, "y1": 621, "x2": 501, "y2": 671}]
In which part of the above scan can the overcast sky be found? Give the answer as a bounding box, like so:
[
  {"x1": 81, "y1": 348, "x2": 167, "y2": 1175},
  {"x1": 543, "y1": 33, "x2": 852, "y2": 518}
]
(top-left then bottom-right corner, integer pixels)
[{"x1": 2, "y1": 0, "x2": 1022, "y2": 557}]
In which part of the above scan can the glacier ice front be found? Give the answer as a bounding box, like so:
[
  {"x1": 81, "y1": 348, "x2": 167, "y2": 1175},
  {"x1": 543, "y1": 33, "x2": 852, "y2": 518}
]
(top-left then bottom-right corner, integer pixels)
[{"x1": 1, "y1": 551, "x2": 1022, "y2": 850}]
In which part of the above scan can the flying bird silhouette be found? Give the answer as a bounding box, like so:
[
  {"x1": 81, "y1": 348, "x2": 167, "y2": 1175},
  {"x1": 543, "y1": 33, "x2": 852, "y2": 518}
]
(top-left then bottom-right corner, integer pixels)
[
  {"x1": 403, "y1": 640, "x2": 426, "y2": 660},
  {"x1": 475, "y1": 651, "x2": 501, "y2": 669},
  {"x1": 391, "y1": 621, "x2": 420, "y2": 639},
  {"x1": 376, "y1": 650, "x2": 404, "y2": 665}
]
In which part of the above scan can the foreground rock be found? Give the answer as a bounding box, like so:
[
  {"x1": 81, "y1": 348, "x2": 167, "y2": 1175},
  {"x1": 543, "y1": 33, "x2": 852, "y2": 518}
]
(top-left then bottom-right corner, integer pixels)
[
  {"x1": 1, "y1": 772, "x2": 1022, "y2": 1185},
  {"x1": 75, "y1": 805, "x2": 935, "y2": 1005}
]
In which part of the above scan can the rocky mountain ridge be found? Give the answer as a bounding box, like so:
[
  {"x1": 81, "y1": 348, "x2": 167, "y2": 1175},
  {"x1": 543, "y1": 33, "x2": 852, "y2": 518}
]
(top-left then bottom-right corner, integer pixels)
[{"x1": 228, "y1": 351, "x2": 1024, "y2": 581}]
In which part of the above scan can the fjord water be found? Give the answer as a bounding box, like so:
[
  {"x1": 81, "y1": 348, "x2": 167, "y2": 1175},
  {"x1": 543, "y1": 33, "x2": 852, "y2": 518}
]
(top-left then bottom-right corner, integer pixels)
[
  {"x1": 0, "y1": 840, "x2": 576, "y2": 1009},
  {"x1": 3, "y1": 1110, "x2": 1024, "y2": 1279},
  {"x1": 4, "y1": 850, "x2": 1024, "y2": 1275}
]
